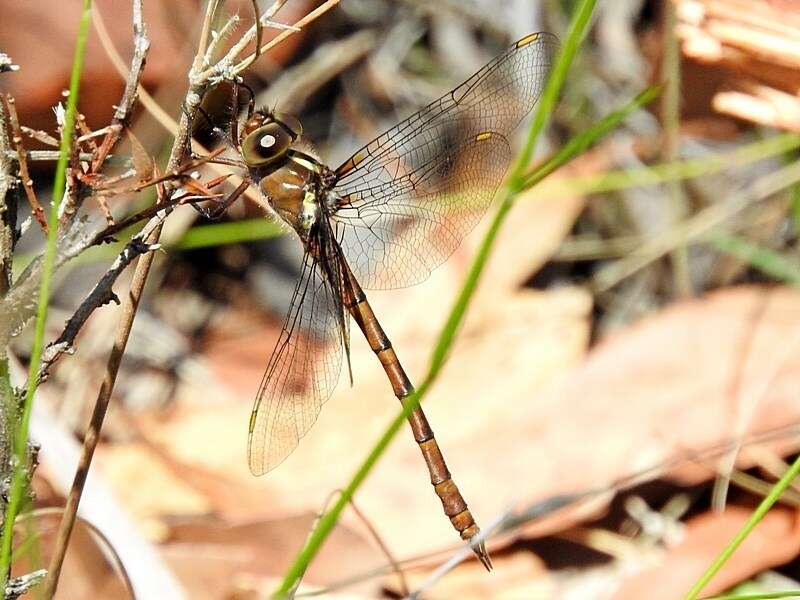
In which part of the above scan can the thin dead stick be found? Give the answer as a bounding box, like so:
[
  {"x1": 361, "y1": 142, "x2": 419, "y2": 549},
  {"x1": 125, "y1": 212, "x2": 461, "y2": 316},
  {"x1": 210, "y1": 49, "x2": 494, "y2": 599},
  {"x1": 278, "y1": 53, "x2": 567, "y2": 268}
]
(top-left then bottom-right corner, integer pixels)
[
  {"x1": 21, "y1": 126, "x2": 59, "y2": 148},
  {"x1": 0, "y1": 88, "x2": 15, "y2": 298},
  {"x1": 41, "y1": 220, "x2": 163, "y2": 598},
  {"x1": 92, "y1": 1, "x2": 176, "y2": 136},
  {"x1": 36, "y1": 181, "x2": 228, "y2": 380},
  {"x1": 87, "y1": 0, "x2": 149, "y2": 178},
  {"x1": 347, "y1": 496, "x2": 409, "y2": 597},
  {"x1": 3, "y1": 150, "x2": 97, "y2": 162},
  {"x1": 198, "y1": 0, "x2": 342, "y2": 80},
  {"x1": 1, "y1": 95, "x2": 48, "y2": 233},
  {"x1": 211, "y1": 0, "x2": 289, "y2": 74},
  {"x1": 37, "y1": 231, "x2": 156, "y2": 383}
]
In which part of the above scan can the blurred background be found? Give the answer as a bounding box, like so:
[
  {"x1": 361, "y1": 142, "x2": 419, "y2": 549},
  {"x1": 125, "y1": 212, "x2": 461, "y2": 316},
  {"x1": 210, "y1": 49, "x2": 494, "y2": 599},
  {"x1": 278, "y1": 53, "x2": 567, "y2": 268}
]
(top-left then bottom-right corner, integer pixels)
[{"x1": 3, "y1": 0, "x2": 800, "y2": 597}]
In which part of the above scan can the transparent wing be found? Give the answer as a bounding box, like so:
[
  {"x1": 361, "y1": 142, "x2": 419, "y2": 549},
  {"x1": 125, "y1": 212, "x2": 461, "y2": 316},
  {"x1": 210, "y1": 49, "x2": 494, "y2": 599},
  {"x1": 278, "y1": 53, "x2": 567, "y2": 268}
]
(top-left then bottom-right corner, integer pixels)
[
  {"x1": 331, "y1": 32, "x2": 558, "y2": 289},
  {"x1": 247, "y1": 252, "x2": 343, "y2": 475}
]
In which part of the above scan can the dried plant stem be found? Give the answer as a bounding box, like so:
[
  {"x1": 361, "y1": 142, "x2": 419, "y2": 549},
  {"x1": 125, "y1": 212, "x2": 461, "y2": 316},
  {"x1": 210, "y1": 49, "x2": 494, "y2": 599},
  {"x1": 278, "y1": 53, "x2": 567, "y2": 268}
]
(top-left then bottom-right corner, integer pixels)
[
  {"x1": 0, "y1": 90, "x2": 14, "y2": 299},
  {"x1": 0, "y1": 76, "x2": 14, "y2": 556},
  {"x1": 198, "y1": 0, "x2": 343, "y2": 80},
  {"x1": 661, "y1": 1, "x2": 693, "y2": 297},
  {"x1": 42, "y1": 0, "x2": 256, "y2": 590},
  {"x1": 91, "y1": 2, "x2": 177, "y2": 136},
  {"x1": 0, "y1": 96, "x2": 47, "y2": 234},
  {"x1": 42, "y1": 218, "x2": 164, "y2": 598},
  {"x1": 0, "y1": 0, "x2": 93, "y2": 593}
]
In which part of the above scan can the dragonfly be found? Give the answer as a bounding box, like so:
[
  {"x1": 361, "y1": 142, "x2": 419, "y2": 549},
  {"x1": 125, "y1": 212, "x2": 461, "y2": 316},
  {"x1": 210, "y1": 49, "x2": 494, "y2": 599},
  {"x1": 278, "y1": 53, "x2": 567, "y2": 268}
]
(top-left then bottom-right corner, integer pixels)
[{"x1": 208, "y1": 31, "x2": 557, "y2": 568}]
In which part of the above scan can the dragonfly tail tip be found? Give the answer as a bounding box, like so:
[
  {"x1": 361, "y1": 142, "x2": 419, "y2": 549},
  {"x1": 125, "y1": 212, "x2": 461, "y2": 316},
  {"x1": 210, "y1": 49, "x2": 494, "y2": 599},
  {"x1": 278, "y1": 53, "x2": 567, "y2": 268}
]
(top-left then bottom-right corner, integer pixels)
[{"x1": 472, "y1": 539, "x2": 492, "y2": 571}]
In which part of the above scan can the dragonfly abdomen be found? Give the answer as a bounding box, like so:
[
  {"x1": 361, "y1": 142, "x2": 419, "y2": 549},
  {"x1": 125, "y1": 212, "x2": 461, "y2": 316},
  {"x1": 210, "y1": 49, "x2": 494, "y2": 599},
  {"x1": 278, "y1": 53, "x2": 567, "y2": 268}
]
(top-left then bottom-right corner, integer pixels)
[{"x1": 344, "y1": 269, "x2": 491, "y2": 569}]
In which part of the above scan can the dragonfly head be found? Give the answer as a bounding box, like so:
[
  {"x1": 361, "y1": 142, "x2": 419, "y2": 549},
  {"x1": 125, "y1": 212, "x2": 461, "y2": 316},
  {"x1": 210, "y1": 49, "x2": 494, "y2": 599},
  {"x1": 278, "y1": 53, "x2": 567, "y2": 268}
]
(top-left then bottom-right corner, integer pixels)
[{"x1": 240, "y1": 110, "x2": 303, "y2": 168}]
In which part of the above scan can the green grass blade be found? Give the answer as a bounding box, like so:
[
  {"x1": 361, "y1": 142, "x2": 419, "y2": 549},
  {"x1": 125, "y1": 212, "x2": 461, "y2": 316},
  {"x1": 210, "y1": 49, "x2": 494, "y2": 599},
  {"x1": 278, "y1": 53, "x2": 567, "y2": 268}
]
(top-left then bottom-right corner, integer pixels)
[
  {"x1": 271, "y1": 1, "x2": 602, "y2": 595},
  {"x1": 709, "y1": 234, "x2": 800, "y2": 288},
  {"x1": 540, "y1": 132, "x2": 800, "y2": 198},
  {"x1": 685, "y1": 453, "x2": 800, "y2": 599},
  {"x1": 524, "y1": 85, "x2": 661, "y2": 191},
  {"x1": 705, "y1": 592, "x2": 800, "y2": 600},
  {"x1": 175, "y1": 218, "x2": 284, "y2": 250},
  {"x1": 0, "y1": 0, "x2": 93, "y2": 589}
]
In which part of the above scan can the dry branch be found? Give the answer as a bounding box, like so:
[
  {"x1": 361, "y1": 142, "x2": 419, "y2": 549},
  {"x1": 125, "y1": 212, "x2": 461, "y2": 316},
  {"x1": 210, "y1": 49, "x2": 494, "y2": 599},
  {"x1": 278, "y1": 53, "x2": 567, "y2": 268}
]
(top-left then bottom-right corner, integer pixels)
[
  {"x1": 0, "y1": 93, "x2": 14, "y2": 298},
  {"x1": 0, "y1": 96, "x2": 47, "y2": 233}
]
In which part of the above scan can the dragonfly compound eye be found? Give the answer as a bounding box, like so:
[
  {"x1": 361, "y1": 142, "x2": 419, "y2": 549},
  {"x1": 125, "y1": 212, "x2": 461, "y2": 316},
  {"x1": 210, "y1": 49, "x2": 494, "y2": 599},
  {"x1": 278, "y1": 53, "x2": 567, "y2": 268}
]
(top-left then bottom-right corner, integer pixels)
[{"x1": 241, "y1": 122, "x2": 293, "y2": 166}]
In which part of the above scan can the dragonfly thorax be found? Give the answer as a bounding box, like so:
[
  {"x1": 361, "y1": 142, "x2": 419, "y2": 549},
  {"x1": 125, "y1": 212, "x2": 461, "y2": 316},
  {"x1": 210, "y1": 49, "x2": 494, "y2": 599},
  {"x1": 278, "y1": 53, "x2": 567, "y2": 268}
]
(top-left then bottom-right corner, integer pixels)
[{"x1": 257, "y1": 151, "x2": 326, "y2": 238}]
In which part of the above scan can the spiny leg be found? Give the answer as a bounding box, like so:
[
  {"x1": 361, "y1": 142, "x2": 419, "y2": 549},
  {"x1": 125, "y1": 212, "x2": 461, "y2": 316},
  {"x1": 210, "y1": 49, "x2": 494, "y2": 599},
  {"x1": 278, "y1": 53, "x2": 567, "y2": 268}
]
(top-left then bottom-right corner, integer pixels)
[{"x1": 193, "y1": 177, "x2": 250, "y2": 220}]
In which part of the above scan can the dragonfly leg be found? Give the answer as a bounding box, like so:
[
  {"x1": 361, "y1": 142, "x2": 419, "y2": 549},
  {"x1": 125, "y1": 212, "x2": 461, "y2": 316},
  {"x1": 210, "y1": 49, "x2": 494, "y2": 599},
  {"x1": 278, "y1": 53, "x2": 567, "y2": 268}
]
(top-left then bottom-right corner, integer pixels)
[{"x1": 193, "y1": 178, "x2": 250, "y2": 220}]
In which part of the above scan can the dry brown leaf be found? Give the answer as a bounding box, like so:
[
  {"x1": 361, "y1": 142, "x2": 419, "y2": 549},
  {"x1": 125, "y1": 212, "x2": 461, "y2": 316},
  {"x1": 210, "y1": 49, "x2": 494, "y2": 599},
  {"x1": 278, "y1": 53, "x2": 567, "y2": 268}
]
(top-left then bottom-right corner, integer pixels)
[
  {"x1": 614, "y1": 506, "x2": 800, "y2": 599},
  {"x1": 162, "y1": 514, "x2": 383, "y2": 598},
  {"x1": 96, "y1": 443, "x2": 212, "y2": 523},
  {"x1": 106, "y1": 274, "x2": 800, "y2": 583}
]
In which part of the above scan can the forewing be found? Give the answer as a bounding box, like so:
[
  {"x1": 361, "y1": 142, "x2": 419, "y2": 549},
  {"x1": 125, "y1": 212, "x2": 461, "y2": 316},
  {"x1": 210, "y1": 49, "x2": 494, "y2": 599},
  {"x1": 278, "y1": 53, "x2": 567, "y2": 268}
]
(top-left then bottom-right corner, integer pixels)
[
  {"x1": 247, "y1": 252, "x2": 344, "y2": 475},
  {"x1": 331, "y1": 33, "x2": 558, "y2": 289}
]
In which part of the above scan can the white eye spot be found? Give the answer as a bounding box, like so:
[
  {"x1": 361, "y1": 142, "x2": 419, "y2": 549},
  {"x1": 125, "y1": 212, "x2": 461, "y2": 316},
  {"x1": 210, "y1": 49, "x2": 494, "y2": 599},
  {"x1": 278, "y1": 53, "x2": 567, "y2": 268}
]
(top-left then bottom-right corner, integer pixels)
[{"x1": 260, "y1": 134, "x2": 276, "y2": 149}]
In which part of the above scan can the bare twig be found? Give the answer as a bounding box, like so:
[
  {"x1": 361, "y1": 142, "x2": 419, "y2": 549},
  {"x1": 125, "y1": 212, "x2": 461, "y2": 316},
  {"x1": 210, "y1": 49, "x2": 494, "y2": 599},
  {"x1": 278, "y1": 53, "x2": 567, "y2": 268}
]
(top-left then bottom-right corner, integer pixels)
[
  {"x1": 0, "y1": 71, "x2": 16, "y2": 543},
  {"x1": 0, "y1": 54, "x2": 18, "y2": 75},
  {"x1": 0, "y1": 91, "x2": 15, "y2": 297},
  {"x1": 3, "y1": 150, "x2": 97, "y2": 162},
  {"x1": 196, "y1": 0, "x2": 340, "y2": 81},
  {"x1": 1, "y1": 96, "x2": 48, "y2": 233},
  {"x1": 4, "y1": 569, "x2": 46, "y2": 600},
  {"x1": 75, "y1": 113, "x2": 98, "y2": 153},
  {"x1": 20, "y1": 126, "x2": 59, "y2": 148},
  {"x1": 206, "y1": 0, "x2": 290, "y2": 78},
  {"x1": 91, "y1": 2, "x2": 177, "y2": 136},
  {"x1": 35, "y1": 178, "x2": 226, "y2": 380},
  {"x1": 90, "y1": 2, "x2": 149, "y2": 175},
  {"x1": 41, "y1": 217, "x2": 165, "y2": 598},
  {"x1": 347, "y1": 497, "x2": 409, "y2": 598},
  {"x1": 37, "y1": 234, "x2": 155, "y2": 382}
]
